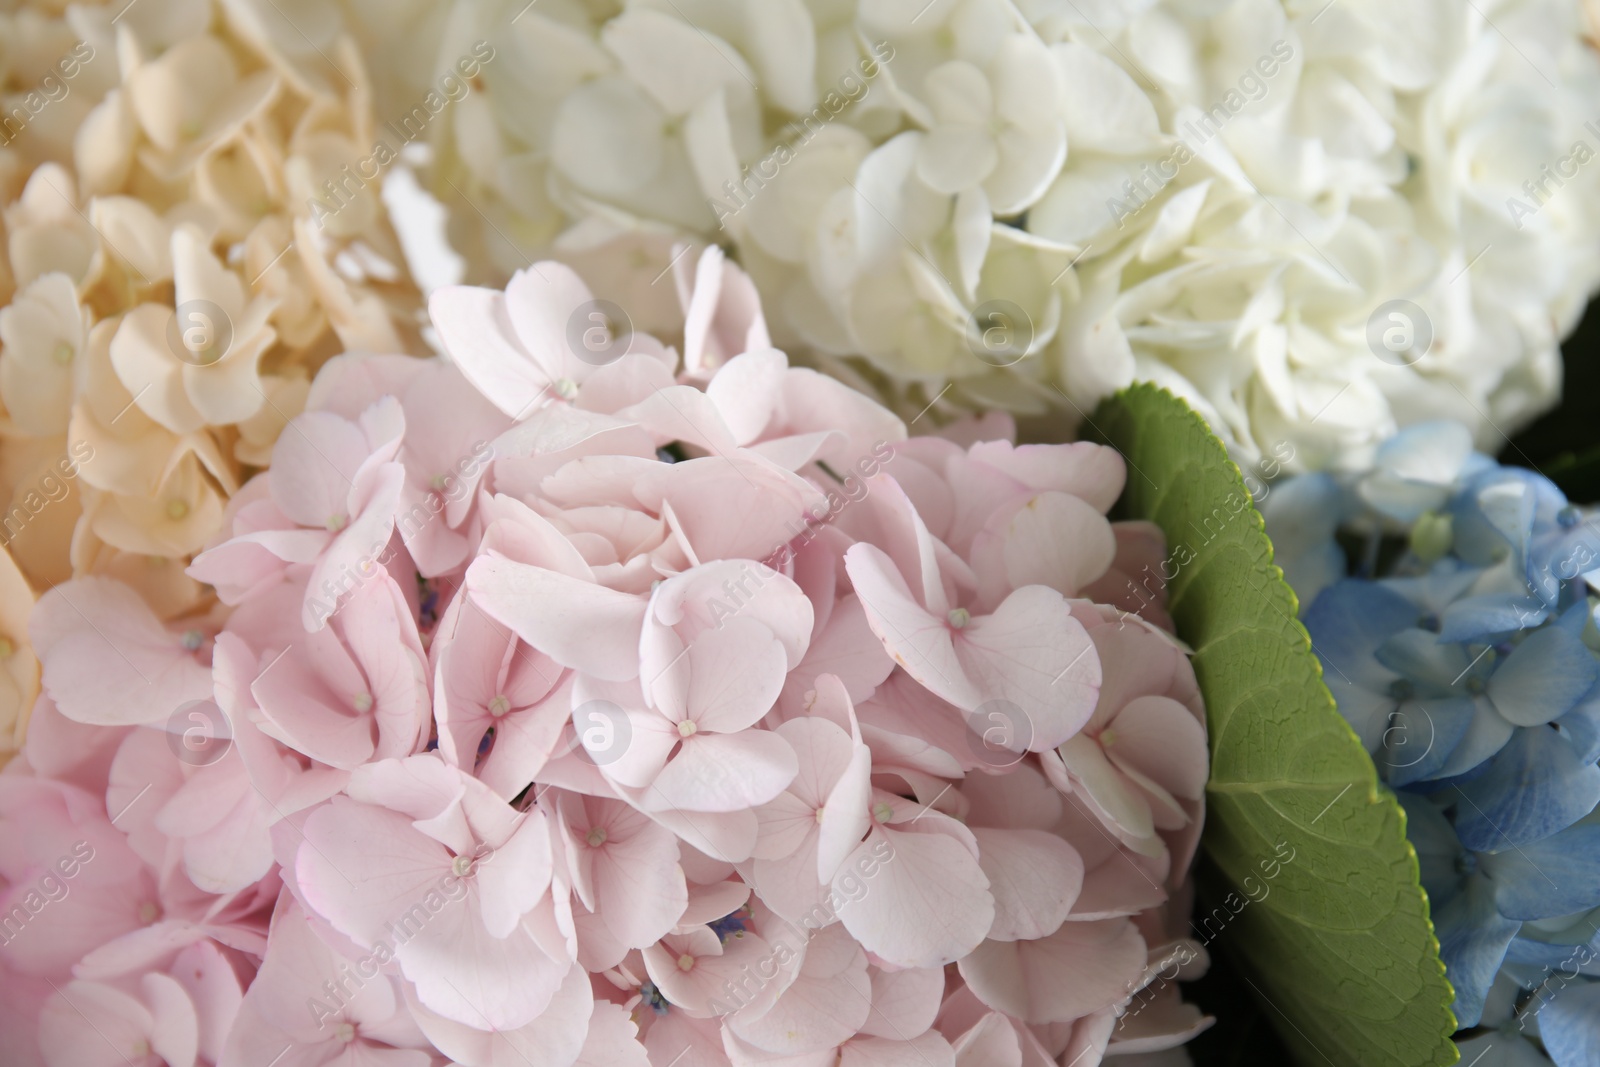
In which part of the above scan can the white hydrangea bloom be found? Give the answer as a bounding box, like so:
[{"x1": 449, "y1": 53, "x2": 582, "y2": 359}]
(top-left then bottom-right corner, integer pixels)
[{"x1": 406, "y1": 0, "x2": 1600, "y2": 472}]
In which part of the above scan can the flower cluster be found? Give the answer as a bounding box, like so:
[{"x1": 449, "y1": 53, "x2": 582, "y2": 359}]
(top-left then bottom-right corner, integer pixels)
[
  {"x1": 414, "y1": 0, "x2": 1600, "y2": 471},
  {"x1": 0, "y1": 0, "x2": 433, "y2": 761},
  {"x1": 1268, "y1": 422, "x2": 1600, "y2": 1064},
  {"x1": 1, "y1": 250, "x2": 1212, "y2": 1066}
]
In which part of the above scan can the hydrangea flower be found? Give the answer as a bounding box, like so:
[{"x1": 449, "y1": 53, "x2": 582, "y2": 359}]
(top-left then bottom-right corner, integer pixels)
[
  {"x1": 4, "y1": 248, "x2": 1213, "y2": 1067},
  {"x1": 0, "y1": 0, "x2": 429, "y2": 663},
  {"x1": 1271, "y1": 421, "x2": 1600, "y2": 1063},
  {"x1": 416, "y1": 0, "x2": 1600, "y2": 473}
]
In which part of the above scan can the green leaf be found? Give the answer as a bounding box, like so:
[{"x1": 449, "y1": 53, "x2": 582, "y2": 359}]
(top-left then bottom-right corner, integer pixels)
[{"x1": 1089, "y1": 383, "x2": 1458, "y2": 1067}]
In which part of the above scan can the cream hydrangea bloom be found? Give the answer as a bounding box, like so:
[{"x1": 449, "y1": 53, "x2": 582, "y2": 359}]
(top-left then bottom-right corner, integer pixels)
[
  {"x1": 413, "y1": 0, "x2": 1600, "y2": 472},
  {"x1": 0, "y1": 540, "x2": 38, "y2": 766},
  {"x1": 0, "y1": 0, "x2": 428, "y2": 687}
]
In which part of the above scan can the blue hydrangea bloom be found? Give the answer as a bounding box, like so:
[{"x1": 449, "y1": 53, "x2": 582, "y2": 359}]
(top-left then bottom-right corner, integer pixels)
[{"x1": 1269, "y1": 422, "x2": 1600, "y2": 1063}]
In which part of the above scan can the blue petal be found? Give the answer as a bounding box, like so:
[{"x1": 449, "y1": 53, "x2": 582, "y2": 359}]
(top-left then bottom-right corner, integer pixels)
[
  {"x1": 1261, "y1": 472, "x2": 1347, "y2": 610},
  {"x1": 1374, "y1": 629, "x2": 1474, "y2": 694},
  {"x1": 1484, "y1": 822, "x2": 1600, "y2": 920},
  {"x1": 1436, "y1": 875, "x2": 1521, "y2": 1027},
  {"x1": 1384, "y1": 561, "x2": 1484, "y2": 619},
  {"x1": 1453, "y1": 1030, "x2": 1560, "y2": 1067},
  {"x1": 1554, "y1": 600, "x2": 1593, "y2": 639},
  {"x1": 1358, "y1": 422, "x2": 1473, "y2": 524},
  {"x1": 1539, "y1": 980, "x2": 1600, "y2": 1067},
  {"x1": 1303, "y1": 579, "x2": 1414, "y2": 691},
  {"x1": 1453, "y1": 727, "x2": 1600, "y2": 852},
  {"x1": 1383, "y1": 697, "x2": 1477, "y2": 787},
  {"x1": 1526, "y1": 525, "x2": 1600, "y2": 608},
  {"x1": 1396, "y1": 791, "x2": 1466, "y2": 907},
  {"x1": 1489, "y1": 625, "x2": 1600, "y2": 727},
  {"x1": 1558, "y1": 693, "x2": 1600, "y2": 766},
  {"x1": 1451, "y1": 469, "x2": 1542, "y2": 567},
  {"x1": 1439, "y1": 593, "x2": 1548, "y2": 643},
  {"x1": 1435, "y1": 698, "x2": 1515, "y2": 780},
  {"x1": 1504, "y1": 935, "x2": 1585, "y2": 969}
]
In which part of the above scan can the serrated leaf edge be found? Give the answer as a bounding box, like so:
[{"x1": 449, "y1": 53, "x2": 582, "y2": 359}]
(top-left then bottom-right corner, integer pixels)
[{"x1": 1097, "y1": 382, "x2": 1458, "y2": 1065}]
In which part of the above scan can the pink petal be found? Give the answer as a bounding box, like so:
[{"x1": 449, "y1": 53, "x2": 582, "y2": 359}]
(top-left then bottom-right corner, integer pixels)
[
  {"x1": 476, "y1": 810, "x2": 554, "y2": 938},
  {"x1": 950, "y1": 1012, "x2": 1023, "y2": 1067},
  {"x1": 1059, "y1": 734, "x2": 1154, "y2": 842},
  {"x1": 1105, "y1": 695, "x2": 1208, "y2": 801},
  {"x1": 727, "y1": 923, "x2": 871, "y2": 1054},
  {"x1": 958, "y1": 917, "x2": 1146, "y2": 1023},
  {"x1": 681, "y1": 617, "x2": 789, "y2": 734},
  {"x1": 844, "y1": 544, "x2": 976, "y2": 709},
  {"x1": 295, "y1": 797, "x2": 452, "y2": 948},
  {"x1": 269, "y1": 411, "x2": 373, "y2": 527},
  {"x1": 835, "y1": 824, "x2": 993, "y2": 969},
  {"x1": 574, "y1": 1002, "x2": 651, "y2": 1067},
  {"x1": 303, "y1": 464, "x2": 406, "y2": 631},
  {"x1": 857, "y1": 965, "x2": 944, "y2": 1040},
  {"x1": 987, "y1": 491, "x2": 1116, "y2": 600},
  {"x1": 955, "y1": 585, "x2": 1100, "y2": 745},
  {"x1": 398, "y1": 897, "x2": 568, "y2": 1030},
  {"x1": 467, "y1": 557, "x2": 647, "y2": 682},
  {"x1": 841, "y1": 1032, "x2": 957, "y2": 1067},
  {"x1": 651, "y1": 729, "x2": 798, "y2": 813},
  {"x1": 563, "y1": 795, "x2": 686, "y2": 953},
  {"x1": 33, "y1": 578, "x2": 212, "y2": 726},
  {"x1": 404, "y1": 954, "x2": 591, "y2": 1066},
  {"x1": 972, "y1": 828, "x2": 1083, "y2": 941},
  {"x1": 704, "y1": 348, "x2": 786, "y2": 444},
  {"x1": 429, "y1": 285, "x2": 551, "y2": 420},
  {"x1": 503, "y1": 262, "x2": 599, "y2": 386},
  {"x1": 39, "y1": 982, "x2": 156, "y2": 1067}
]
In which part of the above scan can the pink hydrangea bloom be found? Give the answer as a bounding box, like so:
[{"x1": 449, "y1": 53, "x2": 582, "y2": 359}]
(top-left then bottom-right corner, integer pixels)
[{"x1": 7, "y1": 248, "x2": 1210, "y2": 1066}]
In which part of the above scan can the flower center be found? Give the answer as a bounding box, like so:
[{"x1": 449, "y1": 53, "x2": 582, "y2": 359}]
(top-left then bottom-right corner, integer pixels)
[
  {"x1": 1099, "y1": 728, "x2": 1118, "y2": 748},
  {"x1": 814, "y1": 805, "x2": 826, "y2": 824},
  {"x1": 872, "y1": 801, "x2": 894, "y2": 823},
  {"x1": 353, "y1": 692, "x2": 373, "y2": 713},
  {"x1": 586, "y1": 827, "x2": 607, "y2": 847},
  {"x1": 640, "y1": 980, "x2": 669, "y2": 1015},
  {"x1": 678, "y1": 720, "x2": 697, "y2": 738},
  {"x1": 676, "y1": 953, "x2": 695, "y2": 971},
  {"x1": 166, "y1": 499, "x2": 189, "y2": 520},
  {"x1": 138, "y1": 900, "x2": 160, "y2": 924},
  {"x1": 452, "y1": 854, "x2": 475, "y2": 877},
  {"x1": 327, "y1": 513, "x2": 348, "y2": 533},
  {"x1": 51, "y1": 342, "x2": 73, "y2": 365},
  {"x1": 430, "y1": 474, "x2": 450, "y2": 491},
  {"x1": 1388, "y1": 678, "x2": 1414, "y2": 701},
  {"x1": 555, "y1": 378, "x2": 578, "y2": 400},
  {"x1": 947, "y1": 608, "x2": 970, "y2": 629},
  {"x1": 0, "y1": 637, "x2": 12, "y2": 658},
  {"x1": 334, "y1": 1022, "x2": 356, "y2": 1043},
  {"x1": 131, "y1": 1038, "x2": 151, "y2": 1058},
  {"x1": 1559, "y1": 505, "x2": 1582, "y2": 529},
  {"x1": 180, "y1": 629, "x2": 204, "y2": 651},
  {"x1": 487, "y1": 694, "x2": 511, "y2": 717}
]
